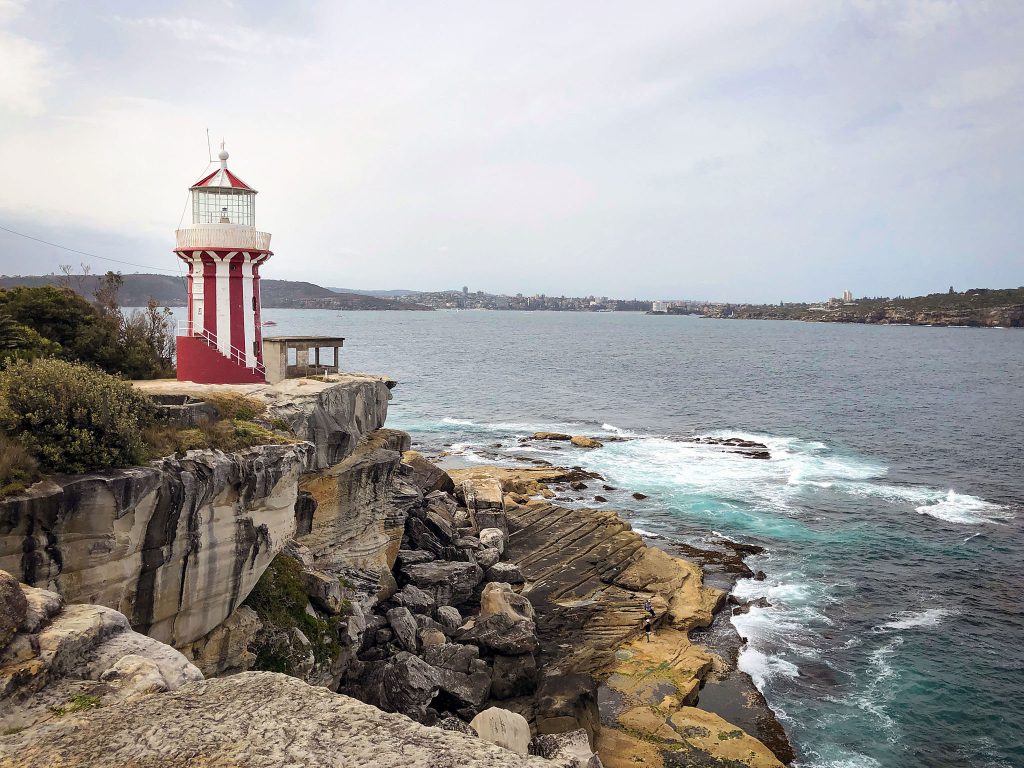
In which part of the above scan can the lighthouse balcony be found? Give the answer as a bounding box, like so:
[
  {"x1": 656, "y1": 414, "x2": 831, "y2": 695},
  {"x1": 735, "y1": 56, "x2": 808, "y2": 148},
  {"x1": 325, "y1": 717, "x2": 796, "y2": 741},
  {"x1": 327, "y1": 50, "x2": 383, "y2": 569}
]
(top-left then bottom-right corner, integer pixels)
[{"x1": 175, "y1": 224, "x2": 272, "y2": 252}]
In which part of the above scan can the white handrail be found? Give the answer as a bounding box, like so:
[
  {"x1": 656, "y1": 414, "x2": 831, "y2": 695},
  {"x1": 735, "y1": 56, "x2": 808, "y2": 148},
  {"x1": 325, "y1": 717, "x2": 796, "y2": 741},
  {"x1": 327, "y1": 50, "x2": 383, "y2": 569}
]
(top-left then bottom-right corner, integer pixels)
[{"x1": 178, "y1": 322, "x2": 266, "y2": 375}]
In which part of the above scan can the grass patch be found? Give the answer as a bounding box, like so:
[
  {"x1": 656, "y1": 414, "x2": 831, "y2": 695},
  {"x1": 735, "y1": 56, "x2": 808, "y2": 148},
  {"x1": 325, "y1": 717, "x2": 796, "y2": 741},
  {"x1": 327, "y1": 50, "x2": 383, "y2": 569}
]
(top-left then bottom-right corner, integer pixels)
[
  {"x1": 51, "y1": 693, "x2": 102, "y2": 717},
  {"x1": 143, "y1": 419, "x2": 297, "y2": 460},
  {"x1": 201, "y1": 392, "x2": 266, "y2": 421}
]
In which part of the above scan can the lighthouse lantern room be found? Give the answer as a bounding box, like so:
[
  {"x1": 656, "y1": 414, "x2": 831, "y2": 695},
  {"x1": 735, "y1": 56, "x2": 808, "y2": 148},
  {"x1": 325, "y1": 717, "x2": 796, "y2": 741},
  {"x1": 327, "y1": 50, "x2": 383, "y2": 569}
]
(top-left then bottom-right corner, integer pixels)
[{"x1": 175, "y1": 143, "x2": 271, "y2": 383}]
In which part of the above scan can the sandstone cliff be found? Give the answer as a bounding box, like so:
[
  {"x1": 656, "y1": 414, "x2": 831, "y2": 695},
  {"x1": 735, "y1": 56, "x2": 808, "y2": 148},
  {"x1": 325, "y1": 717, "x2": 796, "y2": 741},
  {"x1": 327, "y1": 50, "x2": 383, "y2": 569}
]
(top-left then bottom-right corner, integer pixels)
[
  {"x1": 0, "y1": 443, "x2": 310, "y2": 648},
  {"x1": 0, "y1": 375, "x2": 396, "y2": 652}
]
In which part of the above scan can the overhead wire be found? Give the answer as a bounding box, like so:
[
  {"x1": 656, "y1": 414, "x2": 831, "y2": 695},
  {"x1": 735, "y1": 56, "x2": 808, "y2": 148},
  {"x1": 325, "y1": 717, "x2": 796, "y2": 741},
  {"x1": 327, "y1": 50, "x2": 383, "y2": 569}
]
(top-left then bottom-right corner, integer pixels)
[
  {"x1": 0, "y1": 157, "x2": 217, "y2": 282},
  {"x1": 0, "y1": 223, "x2": 180, "y2": 274}
]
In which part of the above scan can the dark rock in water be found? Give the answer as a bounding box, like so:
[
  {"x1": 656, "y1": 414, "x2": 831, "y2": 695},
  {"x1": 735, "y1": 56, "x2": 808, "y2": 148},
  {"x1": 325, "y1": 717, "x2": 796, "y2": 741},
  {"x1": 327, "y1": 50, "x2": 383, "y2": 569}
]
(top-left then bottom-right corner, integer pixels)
[
  {"x1": 535, "y1": 672, "x2": 601, "y2": 749},
  {"x1": 459, "y1": 613, "x2": 539, "y2": 656},
  {"x1": 491, "y1": 652, "x2": 539, "y2": 699},
  {"x1": 386, "y1": 607, "x2": 419, "y2": 652},
  {"x1": 754, "y1": 570, "x2": 767, "y2": 581},
  {"x1": 741, "y1": 450, "x2": 771, "y2": 460},
  {"x1": 533, "y1": 432, "x2": 572, "y2": 441},
  {"x1": 401, "y1": 561, "x2": 483, "y2": 608},
  {"x1": 602, "y1": 485, "x2": 616, "y2": 491},
  {"x1": 593, "y1": 495, "x2": 607, "y2": 503},
  {"x1": 720, "y1": 540, "x2": 765, "y2": 557},
  {"x1": 731, "y1": 596, "x2": 772, "y2": 616},
  {"x1": 570, "y1": 481, "x2": 588, "y2": 491},
  {"x1": 631, "y1": 492, "x2": 648, "y2": 500}
]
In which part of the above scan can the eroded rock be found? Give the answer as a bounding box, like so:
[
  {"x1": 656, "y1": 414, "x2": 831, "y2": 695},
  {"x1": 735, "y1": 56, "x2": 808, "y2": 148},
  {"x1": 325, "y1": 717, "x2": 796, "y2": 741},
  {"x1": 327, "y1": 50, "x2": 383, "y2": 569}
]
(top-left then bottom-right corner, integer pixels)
[{"x1": 1, "y1": 672, "x2": 567, "y2": 767}]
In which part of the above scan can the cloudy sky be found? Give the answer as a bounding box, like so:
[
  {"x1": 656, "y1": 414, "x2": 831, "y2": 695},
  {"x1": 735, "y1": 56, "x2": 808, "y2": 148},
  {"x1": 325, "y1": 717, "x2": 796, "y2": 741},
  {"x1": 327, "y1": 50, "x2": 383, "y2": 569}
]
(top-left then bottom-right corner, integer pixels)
[{"x1": 0, "y1": 0, "x2": 1021, "y2": 302}]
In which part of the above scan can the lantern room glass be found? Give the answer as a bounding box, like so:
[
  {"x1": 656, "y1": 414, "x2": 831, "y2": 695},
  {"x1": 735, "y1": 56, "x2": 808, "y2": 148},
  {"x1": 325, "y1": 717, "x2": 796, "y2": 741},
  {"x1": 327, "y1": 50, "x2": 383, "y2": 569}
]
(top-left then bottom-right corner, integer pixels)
[{"x1": 192, "y1": 189, "x2": 255, "y2": 226}]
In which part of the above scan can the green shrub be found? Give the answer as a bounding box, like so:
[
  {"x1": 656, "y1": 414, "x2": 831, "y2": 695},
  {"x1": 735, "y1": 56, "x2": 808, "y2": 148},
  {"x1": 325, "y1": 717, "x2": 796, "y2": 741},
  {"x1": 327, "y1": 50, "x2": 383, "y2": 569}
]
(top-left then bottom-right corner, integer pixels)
[
  {"x1": 0, "y1": 281, "x2": 175, "y2": 380},
  {"x1": 0, "y1": 359, "x2": 155, "y2": 474},
  {"x1": 244, "y1": 555, "x2": 344, "y2": 671},
  {"x1": 201, "y1": 392, "x2": 266, "y2": 421}
]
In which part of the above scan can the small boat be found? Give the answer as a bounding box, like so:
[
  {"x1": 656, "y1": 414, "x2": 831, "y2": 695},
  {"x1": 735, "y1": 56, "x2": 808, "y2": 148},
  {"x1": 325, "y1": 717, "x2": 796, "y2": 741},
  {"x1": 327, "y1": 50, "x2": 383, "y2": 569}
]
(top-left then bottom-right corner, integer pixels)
[{"x1": 261, "y1": 320, "x2": 277, "y2": 326}]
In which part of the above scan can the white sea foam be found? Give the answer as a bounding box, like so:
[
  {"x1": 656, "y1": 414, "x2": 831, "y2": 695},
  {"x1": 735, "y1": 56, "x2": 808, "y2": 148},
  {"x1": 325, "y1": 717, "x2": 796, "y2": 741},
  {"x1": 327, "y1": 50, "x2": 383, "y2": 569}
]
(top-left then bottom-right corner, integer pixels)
[
  {"x1": 915, "y1": 490, "x2": 1013, "y2": 525},
  {"x1": 736, "y1": 645, "x2": 800, "y2": 689},
  {"x1": 876, "y1": 608, "x2": 953, "y2": 632},
  {"x1": 441, "y1": 417, "x2": 476, "y2": 426},
  {"x1": 631, "y1": 527, "x2": 665, "y2": 540}
]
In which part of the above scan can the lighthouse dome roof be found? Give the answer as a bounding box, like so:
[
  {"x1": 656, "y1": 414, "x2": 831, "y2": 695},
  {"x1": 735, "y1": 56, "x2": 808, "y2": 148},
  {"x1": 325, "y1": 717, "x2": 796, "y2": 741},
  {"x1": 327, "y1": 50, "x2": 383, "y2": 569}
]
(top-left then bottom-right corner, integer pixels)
[{"x1": 191, "y1": 165, "x2": 256, "y2": 192}]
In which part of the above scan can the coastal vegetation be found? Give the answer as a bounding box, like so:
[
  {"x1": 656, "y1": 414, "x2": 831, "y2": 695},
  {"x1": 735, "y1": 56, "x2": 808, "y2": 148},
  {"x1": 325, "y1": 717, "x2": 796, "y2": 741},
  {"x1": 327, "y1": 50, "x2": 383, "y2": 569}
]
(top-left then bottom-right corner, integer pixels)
[
  {"x1": 0, "y1": 275, "x2": 176, "y2": 377},
  {"x1": 0, "y1": 358, "x2": 154, "y2": 476},
  {"x1": 243, "y1": 554, "x2": 347, "y2": 672},
  {"x1": 0, "y1": 358, "x2": 293, "y2": 493}
]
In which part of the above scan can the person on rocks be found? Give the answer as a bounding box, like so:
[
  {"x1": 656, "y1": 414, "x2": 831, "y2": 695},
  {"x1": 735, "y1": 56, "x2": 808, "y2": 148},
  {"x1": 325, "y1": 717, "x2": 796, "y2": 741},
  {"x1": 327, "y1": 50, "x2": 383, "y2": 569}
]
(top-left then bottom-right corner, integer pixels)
[
  {"x1": 643, "y1": 598, "x2": 654, "y2": 618},
  {"x1": 643, "y1": 616, "x2": 652, "y2": 642}
]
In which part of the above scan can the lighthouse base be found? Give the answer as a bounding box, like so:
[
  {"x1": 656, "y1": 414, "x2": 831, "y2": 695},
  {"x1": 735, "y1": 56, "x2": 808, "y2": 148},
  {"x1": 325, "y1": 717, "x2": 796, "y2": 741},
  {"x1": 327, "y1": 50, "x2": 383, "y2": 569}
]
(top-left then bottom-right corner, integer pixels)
[{"x1": 176, "y1": 336, "x2": 266, "y2": 384}]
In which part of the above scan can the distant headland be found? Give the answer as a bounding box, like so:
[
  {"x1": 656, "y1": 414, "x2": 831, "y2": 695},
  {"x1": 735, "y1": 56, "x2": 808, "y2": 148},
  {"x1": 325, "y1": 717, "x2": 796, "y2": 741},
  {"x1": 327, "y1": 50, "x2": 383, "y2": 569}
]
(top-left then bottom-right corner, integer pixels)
[
  {"x1": 0, "y1": 273, "x2": 433, "y2": 311},
  {"x1": 700, "y1": 287, "x2": 1024, "y2": 328}
]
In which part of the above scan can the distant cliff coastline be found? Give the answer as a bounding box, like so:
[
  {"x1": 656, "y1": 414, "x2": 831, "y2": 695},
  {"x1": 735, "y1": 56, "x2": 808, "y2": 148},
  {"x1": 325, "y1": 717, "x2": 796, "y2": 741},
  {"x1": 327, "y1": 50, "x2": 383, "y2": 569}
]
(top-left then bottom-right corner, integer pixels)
[
  {"x1": 0, "y1": 274, "x2": 434, "y2": 311},
  {"x1": 701, "y1": 288, "x2": 1024, "y2": 328}
]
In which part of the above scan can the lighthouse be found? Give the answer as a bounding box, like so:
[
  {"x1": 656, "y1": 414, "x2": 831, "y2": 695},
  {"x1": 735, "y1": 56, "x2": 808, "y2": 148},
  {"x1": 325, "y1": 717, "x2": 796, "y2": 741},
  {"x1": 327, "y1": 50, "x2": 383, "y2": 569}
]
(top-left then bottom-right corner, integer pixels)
[{"x1": 175, "y1": 143, "x2": 271, "y2": 383}]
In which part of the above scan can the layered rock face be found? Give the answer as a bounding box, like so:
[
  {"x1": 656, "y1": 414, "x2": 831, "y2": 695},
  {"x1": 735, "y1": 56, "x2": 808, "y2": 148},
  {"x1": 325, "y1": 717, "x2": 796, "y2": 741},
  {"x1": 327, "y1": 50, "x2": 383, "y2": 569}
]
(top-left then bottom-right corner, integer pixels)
[
  {"x1": 262, "y1": 374, "x2": 395, "y2": 471},
  {"x1": 0, "y1": 444, "x2": 310, "y2": 648},
  {"x1": 298, "y1": 428, "x2": 413, "y2": 599},
  {"x1": 0, "y1": 672, "x2": 570, "y2": 768}
]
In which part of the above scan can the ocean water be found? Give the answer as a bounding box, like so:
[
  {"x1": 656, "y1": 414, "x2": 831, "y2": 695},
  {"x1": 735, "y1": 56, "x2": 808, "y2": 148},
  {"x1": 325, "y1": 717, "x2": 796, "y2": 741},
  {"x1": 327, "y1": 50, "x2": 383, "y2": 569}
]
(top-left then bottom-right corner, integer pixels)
[{"x1": 258, "y1": 308, "x2": 1023, "y2": 767}]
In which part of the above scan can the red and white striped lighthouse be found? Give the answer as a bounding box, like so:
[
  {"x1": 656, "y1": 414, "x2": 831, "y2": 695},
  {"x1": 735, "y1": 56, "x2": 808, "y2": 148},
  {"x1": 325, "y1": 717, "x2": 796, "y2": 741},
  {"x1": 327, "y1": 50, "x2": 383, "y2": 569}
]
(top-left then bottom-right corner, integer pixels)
[{"x1": 175, "y1": 143, "x2": 271, "y2": 383}]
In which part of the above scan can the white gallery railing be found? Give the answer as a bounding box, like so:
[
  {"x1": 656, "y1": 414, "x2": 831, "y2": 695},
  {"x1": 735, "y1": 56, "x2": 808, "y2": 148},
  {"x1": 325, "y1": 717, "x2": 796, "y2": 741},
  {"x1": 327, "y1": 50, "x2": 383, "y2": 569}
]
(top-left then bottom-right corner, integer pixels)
[
  {"x1": 175, "y1": 226, "x2": 272, "y2": 251},
  {"x1": 178, "y1": 322, "x2": 265, "y2": 375}
]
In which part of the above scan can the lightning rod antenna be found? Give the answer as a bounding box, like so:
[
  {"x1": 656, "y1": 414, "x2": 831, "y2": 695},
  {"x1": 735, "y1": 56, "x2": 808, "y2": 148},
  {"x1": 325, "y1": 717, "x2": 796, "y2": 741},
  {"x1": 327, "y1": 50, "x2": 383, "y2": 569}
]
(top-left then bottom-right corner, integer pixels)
[{"x1": 206, "y1": 128, "x2": 212, "y2": 163}]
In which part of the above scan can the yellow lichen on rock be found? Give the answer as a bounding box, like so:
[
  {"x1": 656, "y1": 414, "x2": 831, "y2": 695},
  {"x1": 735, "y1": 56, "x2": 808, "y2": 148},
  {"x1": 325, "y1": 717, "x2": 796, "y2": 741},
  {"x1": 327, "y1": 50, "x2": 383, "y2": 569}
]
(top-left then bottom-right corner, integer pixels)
[{"x1": 599, "y1": 705, "x2": 785, "y2": 768}]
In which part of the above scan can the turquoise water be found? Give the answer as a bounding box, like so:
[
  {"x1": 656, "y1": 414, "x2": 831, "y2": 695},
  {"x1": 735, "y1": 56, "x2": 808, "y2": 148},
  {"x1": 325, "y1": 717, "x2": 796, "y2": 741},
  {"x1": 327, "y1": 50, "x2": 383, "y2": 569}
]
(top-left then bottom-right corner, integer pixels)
[{"x1": 255, "y1": 309, "x2": 1023, "y2": 767}]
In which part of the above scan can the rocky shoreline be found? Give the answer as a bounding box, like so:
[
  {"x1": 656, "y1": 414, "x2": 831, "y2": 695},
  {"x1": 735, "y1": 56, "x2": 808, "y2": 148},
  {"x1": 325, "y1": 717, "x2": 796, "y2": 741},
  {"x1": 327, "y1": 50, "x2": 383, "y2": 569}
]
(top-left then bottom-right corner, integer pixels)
[{"x1": 0, "y1": 375, "x2": 793, "y2": 767}]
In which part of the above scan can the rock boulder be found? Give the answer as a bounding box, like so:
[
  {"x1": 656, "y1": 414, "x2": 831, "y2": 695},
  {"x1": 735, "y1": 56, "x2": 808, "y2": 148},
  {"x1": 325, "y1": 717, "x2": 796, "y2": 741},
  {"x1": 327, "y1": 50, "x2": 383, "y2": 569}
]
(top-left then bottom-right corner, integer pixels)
[
  {"x1": 471, "y1": 706, "x2": 532, "y2": 756},
  {"x1": 401, "y1": 561, "x2": 483, "y2": 607}
]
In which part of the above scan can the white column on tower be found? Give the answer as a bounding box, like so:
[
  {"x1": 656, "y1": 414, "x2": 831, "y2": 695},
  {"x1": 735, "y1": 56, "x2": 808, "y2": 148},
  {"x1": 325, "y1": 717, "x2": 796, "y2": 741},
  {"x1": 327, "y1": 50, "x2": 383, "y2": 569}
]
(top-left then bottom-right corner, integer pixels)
[
  {"x1": 214, "y1": 252, "x2": 232, "y2": 356},
  {"x1": 242, "y1": 256, "x2": 256, "y2": 367}
]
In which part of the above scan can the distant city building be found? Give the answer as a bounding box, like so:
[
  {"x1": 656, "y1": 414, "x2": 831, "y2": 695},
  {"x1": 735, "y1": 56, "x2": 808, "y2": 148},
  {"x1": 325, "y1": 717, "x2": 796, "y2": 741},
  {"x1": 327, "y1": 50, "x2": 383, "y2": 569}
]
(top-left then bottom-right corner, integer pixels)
[
  {"x1": 842, "y1": 289, "x2": 853, "y2": 303},
  {"x1": 651, "y1": 300, "x2": 668, "y2": 313}
]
